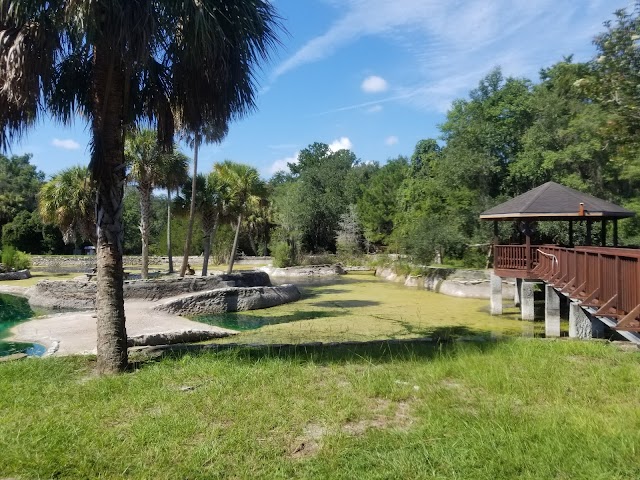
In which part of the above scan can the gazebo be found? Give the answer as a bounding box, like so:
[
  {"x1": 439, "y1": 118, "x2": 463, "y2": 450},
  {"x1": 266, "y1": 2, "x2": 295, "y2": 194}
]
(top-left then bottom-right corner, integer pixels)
[{"x1": 479, "y1": 182, "x2": 640, "y2": 342}]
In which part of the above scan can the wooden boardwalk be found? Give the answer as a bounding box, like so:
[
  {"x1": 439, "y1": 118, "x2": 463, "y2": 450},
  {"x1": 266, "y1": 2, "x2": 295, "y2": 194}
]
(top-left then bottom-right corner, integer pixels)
[{"x1": 494, "y1": 245, "x2": 640, "y2": 332}]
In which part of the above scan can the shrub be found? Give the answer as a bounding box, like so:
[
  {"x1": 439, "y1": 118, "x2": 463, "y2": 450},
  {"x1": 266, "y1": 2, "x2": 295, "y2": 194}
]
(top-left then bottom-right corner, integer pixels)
[
  {"x1": 1, "y1": 246, "x2": 32, "y2": 271},
  {"x1": 271, "y1": 241, "x2": 296, "y2": 268}
]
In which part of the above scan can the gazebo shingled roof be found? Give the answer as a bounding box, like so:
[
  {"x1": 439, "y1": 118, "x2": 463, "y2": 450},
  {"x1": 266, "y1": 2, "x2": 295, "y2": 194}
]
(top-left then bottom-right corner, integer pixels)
[{"x1": 480, "y1": 181, "x2": 635, "y2": 220}]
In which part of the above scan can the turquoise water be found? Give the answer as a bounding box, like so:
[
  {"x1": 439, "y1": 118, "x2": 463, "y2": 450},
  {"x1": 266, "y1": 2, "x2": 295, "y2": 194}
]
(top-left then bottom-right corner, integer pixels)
[{"x1": 0, "y1": 294, "x2": 44, "y2": 357}]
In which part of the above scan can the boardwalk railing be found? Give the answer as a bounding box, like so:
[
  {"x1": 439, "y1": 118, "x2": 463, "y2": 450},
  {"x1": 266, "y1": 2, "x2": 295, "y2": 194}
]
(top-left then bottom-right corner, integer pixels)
[
  {"x1": 494, "y1": 244, "x2": 640, "y2": 332},
  {"x1": 493, "y1": 245, "x2": 539, "y2": 276}
]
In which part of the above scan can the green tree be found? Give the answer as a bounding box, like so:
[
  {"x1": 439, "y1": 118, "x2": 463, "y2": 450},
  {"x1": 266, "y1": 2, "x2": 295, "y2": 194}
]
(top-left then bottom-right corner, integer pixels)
[
  {"x1": 125, "y1": 129, "x2": 171, "y2": 279},
  {"x1": 39, "y1": 166, "x2": 97, "y2": 249},
  {"x1": 0, "y1": 1, "x2": 283, "y2": 373},
  {"x1": 0, "y1": 154, "x2": 43, "y2": 240},
  {"x1": 357, "y1": 156, "x2": 407, "y2": 247},
  {"x1": 286, "y1": 142, "x2": 356, "y2": 252},
  {"x1": 215, "y1": 161, "x2": 264, "y2": 273},
  {"x1": 156, "y1": 151, "x2": 189, "y2": 273},
  {"x1": 179, "y1": 172, "x2": 226, "y2": 276},
  {"x1": 2, "y1": 210, "x2": 64, "y2": 254},
  {"x1": 179, "y1": 125, "x2": 228, "y2": 277}
]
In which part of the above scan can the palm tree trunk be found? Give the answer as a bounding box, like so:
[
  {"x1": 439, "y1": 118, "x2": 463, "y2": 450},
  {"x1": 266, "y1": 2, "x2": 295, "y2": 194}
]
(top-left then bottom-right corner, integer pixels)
[
  {"x1": 139, "y1": 183, "x2": 151, "y2": 279},
  {"x1": 227, "y1": 213, "x2": 243, "y2": 274},
  {"x1": 180, "y1": 135, "x2": 199, "y2": 276},
  {"x1": 201, "y1": 217, "x2": 219, "y2": 277},
  {"x1": 167, "y1": 188, "x2": 173, "y2": 273},
  {"x1": 247, "y1": 231, "x2": 257, "y2": 256},
  {"x1": 92, "y1": 42, "x2": 128, "y2": 374}
]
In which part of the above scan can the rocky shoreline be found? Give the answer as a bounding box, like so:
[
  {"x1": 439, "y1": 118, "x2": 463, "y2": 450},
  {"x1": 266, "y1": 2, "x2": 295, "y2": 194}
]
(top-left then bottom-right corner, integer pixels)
[{"x1": 375, "y1": 266, "x2": 515, "y2": 299}]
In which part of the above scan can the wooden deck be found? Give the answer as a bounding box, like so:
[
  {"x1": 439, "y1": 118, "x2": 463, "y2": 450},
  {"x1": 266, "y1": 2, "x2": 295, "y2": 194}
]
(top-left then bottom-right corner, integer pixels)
[{"x1": 494, "y1": 245, "x2": 640, "y2": 332}]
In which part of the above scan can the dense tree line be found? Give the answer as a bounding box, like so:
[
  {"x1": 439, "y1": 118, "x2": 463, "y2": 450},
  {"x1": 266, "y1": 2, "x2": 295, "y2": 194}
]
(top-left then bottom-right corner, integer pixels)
[{"x1": 268, "y1": 7, "x2": 640, "y2": 265}]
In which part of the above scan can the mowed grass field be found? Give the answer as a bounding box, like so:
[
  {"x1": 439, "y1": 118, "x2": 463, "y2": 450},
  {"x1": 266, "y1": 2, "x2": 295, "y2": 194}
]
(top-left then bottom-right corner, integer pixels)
[{"x1": 1, "y1": 340, "x2": 639, "y2": 479}]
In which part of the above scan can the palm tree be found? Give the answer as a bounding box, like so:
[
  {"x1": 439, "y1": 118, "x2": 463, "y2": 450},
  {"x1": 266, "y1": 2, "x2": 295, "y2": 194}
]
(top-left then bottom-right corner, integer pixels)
[
  {"x1": 215, "y1": 161, "x2": 265, "y2": 274},
  {"x1": 125, "y1": 129, "x2": 166, "y2": 279},
  {"x1": 180, "y1": 171, "x2": 226, "y2": 276},
  {"x1": 157, "y1": 152, "x2": 189, "y2": 274},
  {"x1": 39, "y1": 166, "x2": 97, "y2": 249},
  {"x1": 179, "y1": 125, "x2": 227, "y2": 277},
  {"x1": 0, "y1": 2, "x2": 282, "y2": 373}
]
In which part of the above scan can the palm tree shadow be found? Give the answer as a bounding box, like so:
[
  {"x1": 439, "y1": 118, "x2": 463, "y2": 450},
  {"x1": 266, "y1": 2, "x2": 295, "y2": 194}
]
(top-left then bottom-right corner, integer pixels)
[
  {"x1": 310, "y1": 300, "x2": 380, "y2": 308},
  {"x1": 130, "y1": 325, "x2": 508, "y2": 369}
]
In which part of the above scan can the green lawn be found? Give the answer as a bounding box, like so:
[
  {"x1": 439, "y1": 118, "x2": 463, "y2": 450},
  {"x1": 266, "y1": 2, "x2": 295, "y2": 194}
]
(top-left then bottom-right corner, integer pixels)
[{"x1": 0, "y1": 340, "x2": 638, "y2": 479}]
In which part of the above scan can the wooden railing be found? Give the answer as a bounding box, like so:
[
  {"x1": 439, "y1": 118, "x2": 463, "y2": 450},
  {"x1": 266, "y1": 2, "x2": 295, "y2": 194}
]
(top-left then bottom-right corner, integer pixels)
[
  {"x1": 531, "y1": 246, "x2": 640, "y2": 332},
  {"x1": 493, "y1": 245, "x2": 539, "y2": 272}
]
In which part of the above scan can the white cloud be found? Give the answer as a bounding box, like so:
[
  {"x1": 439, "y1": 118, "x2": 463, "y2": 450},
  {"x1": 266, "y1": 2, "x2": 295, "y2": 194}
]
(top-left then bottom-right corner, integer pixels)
[
  {"x1": 385, "y1": 135, "x2": 399, "y2": 146},
  {"x1": 328, "y1": 137, "x2": 353, "y2": 152},
  {"x1": 275, "y1": 0, "x2": 626, "y2": 113},
  {"x1": 52, "y1": 138, "x2": 80, "y2": 150},
  {"x1": 269, "y1": 151, "x2": 299, "y2": 175},
  {"x1": 361, "y1": 75, "x2": 388, "y2": 93},
  {"x1": 366, "y1": 104, "x2": 383, "y2": 114}
]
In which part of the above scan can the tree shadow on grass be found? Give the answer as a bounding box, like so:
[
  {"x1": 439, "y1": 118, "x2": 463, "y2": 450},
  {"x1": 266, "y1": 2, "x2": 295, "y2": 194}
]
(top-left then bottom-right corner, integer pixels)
[{"x1": 130, "y1": 325, "x2": 508, "y2": 369}]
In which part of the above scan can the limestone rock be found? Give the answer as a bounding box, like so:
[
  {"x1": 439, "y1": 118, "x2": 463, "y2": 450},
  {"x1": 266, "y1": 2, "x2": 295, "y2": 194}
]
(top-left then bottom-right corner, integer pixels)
[{"x1": 154, "y1": 284, "x2": 301, "y2": 316}]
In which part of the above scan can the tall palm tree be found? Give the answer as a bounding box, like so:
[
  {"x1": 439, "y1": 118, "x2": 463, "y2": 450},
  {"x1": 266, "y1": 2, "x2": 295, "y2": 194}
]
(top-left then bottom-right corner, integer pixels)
[
  {"x1": 179, "y1": 125, "x2": 227, "y2": 277},
  {"x1": 179, "y1": 171, "x2": 226, "y2": 276},
  {"x1": 215, "y1": 161, "x2": 265, "y2": 273},
  {"x1": 157, "y1": 152, "x2": 189, "y2": 274},
  {"x1": 39, "y1": 166, "x2": 97, "y2": 248},
  {"x1": 0, "y1": 1, "x2": 282, "y2": 374},
  {"x1": 125, "y1": 129, "x2": 166, "y2": 279}
]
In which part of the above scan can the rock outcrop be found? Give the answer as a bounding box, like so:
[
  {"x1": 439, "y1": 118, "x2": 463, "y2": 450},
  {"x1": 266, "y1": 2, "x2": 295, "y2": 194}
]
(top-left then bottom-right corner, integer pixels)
[
  {"x1": 260, "y1": 264, "x2": 346, "y2": 277},
  {"x1": 154, "y1": 284, "x2": 301, "y2": 316},
  {"x1": 0, "y1": 269, "x2": 31, "y2": 281},
  {"x1": 27, "y1": 271, "x2": 271, "y2": 310},
  {"x1": 375, "y1": 267, "x2": 515, "y2": 299}
]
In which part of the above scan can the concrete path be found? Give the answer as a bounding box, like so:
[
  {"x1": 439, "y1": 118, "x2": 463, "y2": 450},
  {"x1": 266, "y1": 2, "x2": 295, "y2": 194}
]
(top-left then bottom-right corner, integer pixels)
[{"x1": 7, "y1": 297, "x2": 237, "y2": 356}]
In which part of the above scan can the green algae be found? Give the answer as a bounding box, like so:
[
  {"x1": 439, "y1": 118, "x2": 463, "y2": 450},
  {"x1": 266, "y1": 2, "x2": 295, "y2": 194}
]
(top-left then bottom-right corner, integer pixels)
[{"x1": 195, "y1": 273, "x2": 546, "y2": 344}]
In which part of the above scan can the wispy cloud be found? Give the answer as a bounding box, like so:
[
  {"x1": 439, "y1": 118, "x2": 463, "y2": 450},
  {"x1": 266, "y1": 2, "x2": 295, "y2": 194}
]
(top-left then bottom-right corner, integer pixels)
[
  {"x1": 276, "y1": 0, "x2": 626, "y2": 113},
  {"x1": 52, "y1": 138, "x2": 80, "y2": 150},
  {"x1": 366, "y1": 105, "x2": 384, "y2": 114}
]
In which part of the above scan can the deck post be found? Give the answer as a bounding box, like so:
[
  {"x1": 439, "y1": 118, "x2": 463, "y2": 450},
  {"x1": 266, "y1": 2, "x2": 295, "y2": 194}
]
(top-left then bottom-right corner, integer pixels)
[
  {"x1": 613, "y1": 219, "x2": 618, "y2": 247},
  {"x1": 601, "y1": 220, "x2": 607, "y2": 247},
  {"x1": 490, "y1": 273, "x2": 503, "y2": 315},
  {"x1": 544, "y1": 285, "x2": 561, "y2": 337},
  {"x1": 521, "y1": 280, "x2": 535, "y2": 320},
  {"x1": 514, "y1": 278, "x2": 522, "y2": 307},
  {"x1": 569, "y1": 302, "x2": 591, "y2": 339},
  {"x1": 586, "y1": 220, "x2": 592, "y2": 246},
  {"x1": 569, "y1": 220, "x2": 574, "y2": 247}
]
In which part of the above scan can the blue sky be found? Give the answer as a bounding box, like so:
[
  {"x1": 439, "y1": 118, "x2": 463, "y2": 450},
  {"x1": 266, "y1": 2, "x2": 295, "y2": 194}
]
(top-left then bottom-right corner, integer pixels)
[{"x1": 9, "y1": 0, "x2": 632, "y2": 179}]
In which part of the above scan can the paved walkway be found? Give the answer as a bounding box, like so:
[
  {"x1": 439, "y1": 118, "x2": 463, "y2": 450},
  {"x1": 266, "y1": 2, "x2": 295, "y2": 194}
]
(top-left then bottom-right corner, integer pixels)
[{"x1": 6, "y1": 295, "x2": 237, "y2": 356}]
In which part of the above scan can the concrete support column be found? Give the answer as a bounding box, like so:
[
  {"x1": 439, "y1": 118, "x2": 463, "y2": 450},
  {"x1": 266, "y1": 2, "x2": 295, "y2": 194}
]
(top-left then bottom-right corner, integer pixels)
[
  {"x1": 490, "y1": 273, "x2": 503, "y2": 315},
  {"x1": 569, "y1": 302, "x2": 591, "y2": 339},
  {"x1": 520, "y1": 280, "x2": 535, "y2": 320},
  {"x1": 544, "y1": 285, "x2": 561, "y2": 337},
  {"x1": 514, "y1": 278, "x2": 522, "y2": 307}
]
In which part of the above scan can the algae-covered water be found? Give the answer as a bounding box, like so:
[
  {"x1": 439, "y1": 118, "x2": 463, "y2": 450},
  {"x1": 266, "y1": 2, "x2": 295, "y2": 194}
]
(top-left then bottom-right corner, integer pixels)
[
  {"x1": 194, "y1": 273, "x2": 547, "y2": 344},
  {"x1": 0, "y1": 293, "x2": 45, "y2": 357}
]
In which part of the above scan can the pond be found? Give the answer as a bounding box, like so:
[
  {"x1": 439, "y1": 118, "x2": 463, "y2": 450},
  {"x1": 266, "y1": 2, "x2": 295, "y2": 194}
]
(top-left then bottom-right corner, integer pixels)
[
  {"x1": 0, "y1": 293, "x2": 45, "y2": 357},
  {"x1": 193, "y1": 273, "x2": 548, "y2": 344}
]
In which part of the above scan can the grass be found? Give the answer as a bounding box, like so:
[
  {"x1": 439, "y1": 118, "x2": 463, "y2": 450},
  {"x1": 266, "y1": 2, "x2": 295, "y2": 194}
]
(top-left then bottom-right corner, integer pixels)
[
  {"x1": 0, "y1": 339, "x2": 638, "y2": 479},
  {"x1": 195, "y1": 273, "x2": 535, "y2": 344}
]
